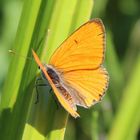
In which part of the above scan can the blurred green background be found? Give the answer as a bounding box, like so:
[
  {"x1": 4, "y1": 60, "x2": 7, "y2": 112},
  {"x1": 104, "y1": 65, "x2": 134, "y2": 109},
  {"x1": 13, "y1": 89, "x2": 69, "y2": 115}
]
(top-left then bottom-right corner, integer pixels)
[{"x1": 0, "y1": 0, "x2": 140, "y2": 140}]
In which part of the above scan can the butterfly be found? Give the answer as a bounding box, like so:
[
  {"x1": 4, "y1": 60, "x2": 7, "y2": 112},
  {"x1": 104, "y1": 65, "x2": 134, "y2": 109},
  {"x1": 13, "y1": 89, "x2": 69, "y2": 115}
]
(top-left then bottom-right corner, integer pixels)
[{"x1": 32, "y1": 18, "x2": 109, "y2": 118}]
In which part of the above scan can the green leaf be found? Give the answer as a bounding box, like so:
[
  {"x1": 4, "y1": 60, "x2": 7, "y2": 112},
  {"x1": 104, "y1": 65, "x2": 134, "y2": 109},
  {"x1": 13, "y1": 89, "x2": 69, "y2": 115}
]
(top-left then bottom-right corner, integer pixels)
[{"x1": 108, "y1": 54, "x2": 140, "y2": 140}]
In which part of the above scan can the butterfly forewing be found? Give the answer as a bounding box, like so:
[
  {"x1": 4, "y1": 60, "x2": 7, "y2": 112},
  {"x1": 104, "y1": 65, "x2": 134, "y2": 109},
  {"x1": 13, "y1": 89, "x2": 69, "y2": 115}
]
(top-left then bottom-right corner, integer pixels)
[{"x1": 49, "y1": 19, "x2": 105, "y2": 72}]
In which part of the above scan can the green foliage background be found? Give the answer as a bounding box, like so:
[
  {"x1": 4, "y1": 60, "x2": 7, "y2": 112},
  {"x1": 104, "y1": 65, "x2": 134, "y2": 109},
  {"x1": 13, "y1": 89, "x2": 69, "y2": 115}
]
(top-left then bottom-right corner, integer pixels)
[{"x1": 0, "y1": 0, "x2": 140, "y2": 140}]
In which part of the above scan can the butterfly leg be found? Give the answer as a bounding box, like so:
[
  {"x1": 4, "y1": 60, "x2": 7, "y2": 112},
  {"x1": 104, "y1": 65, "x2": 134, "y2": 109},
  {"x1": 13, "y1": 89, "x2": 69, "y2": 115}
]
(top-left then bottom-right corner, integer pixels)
[
  {"x1": 49, "y1": 88, "x2": 53, "y2": 93},
  {"x1": 35, "y1": 77, "x2": 49, "y2": 104},
  {"x1": 49, "y1": 88, "x2": 60, "y2": 109},
  {"x1": 35, "y1": 78, "x2": 60, "y2": 109}
]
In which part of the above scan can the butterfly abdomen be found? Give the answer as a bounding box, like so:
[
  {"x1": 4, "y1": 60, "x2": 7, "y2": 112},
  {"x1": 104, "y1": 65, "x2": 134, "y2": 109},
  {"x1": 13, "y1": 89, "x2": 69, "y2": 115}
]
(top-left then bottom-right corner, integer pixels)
[{"x1": 45, "y1": 65, "x2": 75, "y2": 109}]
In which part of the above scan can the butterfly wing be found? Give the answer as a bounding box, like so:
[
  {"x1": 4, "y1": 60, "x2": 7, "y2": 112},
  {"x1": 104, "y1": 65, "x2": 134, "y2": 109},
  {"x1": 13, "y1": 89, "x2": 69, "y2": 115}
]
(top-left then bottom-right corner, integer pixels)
[
  {"x1": 32, "y1": 19, "x2": 108, "y2": 118},
  {"x1": 62, "y1": 67, "x2": 108, "y2": 107},
  {"x1": 49, "y1": 19, "x2": 105, "y2": 72}
]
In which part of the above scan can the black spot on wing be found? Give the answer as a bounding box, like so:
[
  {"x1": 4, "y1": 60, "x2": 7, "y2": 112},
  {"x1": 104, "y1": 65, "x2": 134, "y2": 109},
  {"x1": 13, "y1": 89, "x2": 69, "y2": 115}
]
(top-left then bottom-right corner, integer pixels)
[{"x1": 74, "y1": 39, "x2": 78, "y2": 44}]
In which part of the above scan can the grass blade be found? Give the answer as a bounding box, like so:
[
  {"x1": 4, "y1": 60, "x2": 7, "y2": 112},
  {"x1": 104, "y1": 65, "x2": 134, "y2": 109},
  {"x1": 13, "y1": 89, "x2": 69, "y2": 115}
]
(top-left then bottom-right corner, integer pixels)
[{"x1": 108, "y1": 54, "x2": 140, "y2": 140}]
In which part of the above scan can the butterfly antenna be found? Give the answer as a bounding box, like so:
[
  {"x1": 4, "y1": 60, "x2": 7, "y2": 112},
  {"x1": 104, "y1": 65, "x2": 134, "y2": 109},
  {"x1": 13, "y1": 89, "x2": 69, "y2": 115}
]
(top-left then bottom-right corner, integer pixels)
[{"x1": 8, "y1": 49, "x2": 33, "y2": 61}]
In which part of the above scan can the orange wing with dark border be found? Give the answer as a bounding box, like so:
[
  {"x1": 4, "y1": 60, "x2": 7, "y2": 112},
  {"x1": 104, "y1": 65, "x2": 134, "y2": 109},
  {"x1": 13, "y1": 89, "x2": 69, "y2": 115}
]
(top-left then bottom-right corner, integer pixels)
[{"x1": 49, "y1": 19, "x2": 105, "y2": 72}]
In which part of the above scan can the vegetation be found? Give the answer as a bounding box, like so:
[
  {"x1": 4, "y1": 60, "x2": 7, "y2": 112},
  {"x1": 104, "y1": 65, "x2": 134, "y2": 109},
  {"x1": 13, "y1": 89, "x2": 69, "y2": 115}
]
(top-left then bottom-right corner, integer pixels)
[{"x1": 0, "y1": 0, "x2": 140, "y2": 140}]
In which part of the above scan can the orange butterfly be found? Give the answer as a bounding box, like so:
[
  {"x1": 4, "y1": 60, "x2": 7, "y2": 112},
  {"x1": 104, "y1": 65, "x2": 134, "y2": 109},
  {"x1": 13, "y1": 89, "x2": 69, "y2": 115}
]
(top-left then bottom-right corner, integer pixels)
[{"x1": 32, "y1": 18, "x2": 109, "y2": 118}]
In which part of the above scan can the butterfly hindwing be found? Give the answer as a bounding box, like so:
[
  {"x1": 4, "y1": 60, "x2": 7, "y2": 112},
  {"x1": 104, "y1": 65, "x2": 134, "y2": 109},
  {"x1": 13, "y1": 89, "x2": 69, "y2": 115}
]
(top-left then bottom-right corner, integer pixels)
[{"x1": 62, "y1": 67, "x2": 108, "y2": 107}]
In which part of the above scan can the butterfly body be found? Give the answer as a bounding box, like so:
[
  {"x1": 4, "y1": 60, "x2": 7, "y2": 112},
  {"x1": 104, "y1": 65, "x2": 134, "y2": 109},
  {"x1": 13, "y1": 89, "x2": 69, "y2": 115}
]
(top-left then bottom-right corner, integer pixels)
[{"x1": 32, "y1": 19, "x2": 109, "y2": 118}]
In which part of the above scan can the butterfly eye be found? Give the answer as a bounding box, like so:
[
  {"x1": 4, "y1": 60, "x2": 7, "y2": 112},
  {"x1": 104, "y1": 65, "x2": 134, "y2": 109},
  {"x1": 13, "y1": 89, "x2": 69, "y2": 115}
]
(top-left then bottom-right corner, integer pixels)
[{"x1": 38, "y1": 66, "x2": 40, "y2": 69}]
